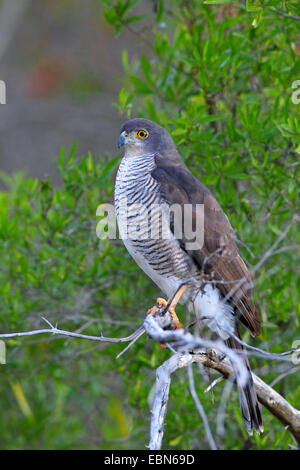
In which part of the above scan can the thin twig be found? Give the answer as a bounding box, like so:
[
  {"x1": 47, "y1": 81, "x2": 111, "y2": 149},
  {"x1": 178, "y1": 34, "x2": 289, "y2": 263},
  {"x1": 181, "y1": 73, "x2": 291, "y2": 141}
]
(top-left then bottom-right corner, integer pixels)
[
  {"x1": 187, "y1": 362, "x2": 217, "y2": 450},
  {"x1": 148, "y1": 349, "x2": 300, "y2": 448},
  {"x1": 270, "y1": 7, "x2": 300, "y2": 23},
  {"x1": 144, "y1": 313, "x2": 300, "y2": 448},
  {"x1": 270, "y1": 366, "x2": 300, "y2": 388},
  {"x1": 216, "y1": 379, "x2": 234, "y2": 441},
  {"x1": 148, "y1": 354, "x2": 179, "y2": 450},
  {"x1": 1, "y1": 310, "x2": 300, "y2": 448},
  {"x1": 0, "y1": 317, "x2": 145, "y2": 344}
]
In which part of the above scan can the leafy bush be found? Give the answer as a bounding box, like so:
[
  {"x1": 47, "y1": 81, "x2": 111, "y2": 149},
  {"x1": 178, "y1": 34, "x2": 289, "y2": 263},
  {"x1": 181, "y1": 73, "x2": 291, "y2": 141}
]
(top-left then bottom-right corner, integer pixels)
[{"x1": 0, "y1": 0, "x2": 299, "y2": 449}]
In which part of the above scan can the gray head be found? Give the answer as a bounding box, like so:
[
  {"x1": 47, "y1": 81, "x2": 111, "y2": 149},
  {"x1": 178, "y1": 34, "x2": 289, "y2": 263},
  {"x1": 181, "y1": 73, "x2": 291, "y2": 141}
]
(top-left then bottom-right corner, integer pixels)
[{"x1": 118, "y1": 118, "x2": 178, "y2": 158}]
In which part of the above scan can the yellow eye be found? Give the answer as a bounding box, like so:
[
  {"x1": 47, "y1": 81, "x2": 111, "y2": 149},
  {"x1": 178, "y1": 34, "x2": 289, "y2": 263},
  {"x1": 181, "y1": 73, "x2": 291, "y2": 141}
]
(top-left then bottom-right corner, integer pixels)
[{"x1": 136, "y1": 129, "x2": 149, "y2": 139}]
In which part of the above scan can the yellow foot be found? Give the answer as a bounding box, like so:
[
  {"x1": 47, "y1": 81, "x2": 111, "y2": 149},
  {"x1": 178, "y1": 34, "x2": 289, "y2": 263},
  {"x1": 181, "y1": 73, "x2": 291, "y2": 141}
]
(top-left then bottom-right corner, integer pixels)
[
  {"x1": 147, "y1": 297, "x2": 168, "y2": 316},
  {"x1": 147, "y1": 285, "x2": 189, "y2": 349},
  {"x1": 147, "y1": 297, "x2": 183, "y2": 330},
  {"x1": 147, "y1": 297, "x2": 183, "y2": 349},
  {"x1": 168, "y1": 306, "x2": 183, "y2": 330},
  {"x1": 149, "y1": 283, "x2": 188, "y2": 328}
]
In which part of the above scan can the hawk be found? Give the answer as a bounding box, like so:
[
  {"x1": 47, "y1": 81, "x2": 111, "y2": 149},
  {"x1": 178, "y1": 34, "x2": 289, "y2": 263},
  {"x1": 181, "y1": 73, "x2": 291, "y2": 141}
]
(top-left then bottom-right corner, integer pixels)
[{"x1": 115, "y1": 118, "x2": 263, "y2": 435}]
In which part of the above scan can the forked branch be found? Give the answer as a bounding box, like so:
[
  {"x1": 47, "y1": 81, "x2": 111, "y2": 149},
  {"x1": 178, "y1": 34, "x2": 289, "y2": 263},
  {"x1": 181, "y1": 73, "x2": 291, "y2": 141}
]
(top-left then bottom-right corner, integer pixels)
[
  {"x1": 0, "y1": 312, "x2": 299, "y2": 449},
  {"x1": 144, "y1": 314, "x2": 300, "y2": 450}
]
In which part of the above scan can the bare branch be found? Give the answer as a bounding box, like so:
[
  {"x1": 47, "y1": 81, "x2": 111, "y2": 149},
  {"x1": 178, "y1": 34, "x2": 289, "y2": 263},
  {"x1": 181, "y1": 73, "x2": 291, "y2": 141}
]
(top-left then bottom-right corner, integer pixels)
[
  {"x1": 148, "y1": 353, "x2": 180, "y2": 450},
  {"x1": 204, "y1": 376, "x2": 224, "y2": 393},
  {"x1": 0, "y1": 318, "x2": 145, "y2": 344},
  {"x1": 143, "y1": 313, "x2": 249, "y2": 388},
  {"x1": 254, "y1": 374, "x2": 300, "y2": 445},
  {"x1": 270, "y1": 366, "x2": 300, "y2": 388},
  {"x1": 1, "y1": 308, "x2": 299, "y2": 449},
  {"x1": 187, "y1": 362, "x2": 217, "y2": 450},
  {"x1": 216, "y1": 379, "x2": 234, "y2": 441},
  {"x1": 269, "y1": 7, "x2": 300, "y2": 23},
  {"x1": 144, "y1": 313, "x2": 300, "y2": 449},
  {"x1": 148, "y1": 348, "x2": 300, "y2": 449}
]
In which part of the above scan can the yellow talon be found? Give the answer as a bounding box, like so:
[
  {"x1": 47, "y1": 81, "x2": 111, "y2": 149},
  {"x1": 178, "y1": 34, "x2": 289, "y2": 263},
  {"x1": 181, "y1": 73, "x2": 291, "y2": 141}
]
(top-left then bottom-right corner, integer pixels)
[
  {"x1": 147, "y1": 296, "x2": 183, "y2": 332},
  {"x1": 147, "y1": 285, "x2": 189, "y2": 346}
]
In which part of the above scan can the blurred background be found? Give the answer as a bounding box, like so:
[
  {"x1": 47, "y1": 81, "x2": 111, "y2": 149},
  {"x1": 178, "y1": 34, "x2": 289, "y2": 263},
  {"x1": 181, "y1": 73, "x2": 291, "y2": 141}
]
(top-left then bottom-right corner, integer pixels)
[
  {"x1": 0, "y1": 0, "x2": 299, "y2": 451},
  {"x1": 0, "y1": 0, "x2": 149, "y2": 183}
]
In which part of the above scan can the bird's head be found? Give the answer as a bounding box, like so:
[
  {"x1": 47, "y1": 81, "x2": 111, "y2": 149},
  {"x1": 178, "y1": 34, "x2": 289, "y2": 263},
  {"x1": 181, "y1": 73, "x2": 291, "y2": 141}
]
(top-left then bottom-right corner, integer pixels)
[{"x1": 118, "y1": 118, "x2": 177, "y2": 158}]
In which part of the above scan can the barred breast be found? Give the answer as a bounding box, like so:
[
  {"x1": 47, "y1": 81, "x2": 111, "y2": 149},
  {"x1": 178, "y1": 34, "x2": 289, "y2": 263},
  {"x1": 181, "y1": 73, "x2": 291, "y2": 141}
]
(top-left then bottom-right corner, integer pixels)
[
  {"x1": 114, "y1": 153, "x2": 236, "y2": 338},
  {"x1": 114, "y1": 153, "x2": 194, "y2": 299}
]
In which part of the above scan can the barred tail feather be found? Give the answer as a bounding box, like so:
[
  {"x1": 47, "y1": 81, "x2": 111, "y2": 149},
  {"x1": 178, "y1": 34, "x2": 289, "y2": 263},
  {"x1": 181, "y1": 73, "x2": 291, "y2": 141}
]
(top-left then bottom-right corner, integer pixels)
[{"x1": 226, "y1": 329, "x2": 263, "y2": 435}]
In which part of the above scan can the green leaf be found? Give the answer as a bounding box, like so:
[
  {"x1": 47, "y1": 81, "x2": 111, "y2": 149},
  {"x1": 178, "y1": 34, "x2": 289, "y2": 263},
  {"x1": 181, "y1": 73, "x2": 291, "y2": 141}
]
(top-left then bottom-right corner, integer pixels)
[
  {"x1": 156, "y1": 0, "x2": 164, "y2": 22},
  {"x1": 123, "y1": 14, "x2": 146, "y2": 25},
  {"x1": 129, "y1": 76, "x2": 153, "y2": 94},
  {"x1": 252, "y1": 8, "x2": 263, "y2": 28},
  {"x1": 246, "y1": 0, "x2": 262, "y2": 13},
  {"x1": 141, "y1": 55, "x2": 153, "y2": 84}
]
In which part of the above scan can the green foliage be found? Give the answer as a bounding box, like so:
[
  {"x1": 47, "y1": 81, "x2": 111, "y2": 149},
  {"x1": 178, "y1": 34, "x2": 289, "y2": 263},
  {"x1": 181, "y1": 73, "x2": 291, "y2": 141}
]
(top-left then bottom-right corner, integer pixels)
[
  {"x1": 1, "y1": 0, "x2": 300, "y2": 450},
  {"x1": 101, "y1": 0, "x2": 145, "y2": 36},
  {"x1": 0, "y1": 144, "x2": 163, "y2": 449}
]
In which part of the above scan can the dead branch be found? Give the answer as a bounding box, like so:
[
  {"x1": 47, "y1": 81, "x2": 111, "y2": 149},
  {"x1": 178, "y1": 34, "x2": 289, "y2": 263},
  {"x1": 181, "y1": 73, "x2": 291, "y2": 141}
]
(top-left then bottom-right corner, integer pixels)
[
  {"x1": 144, "y1": 314, "x2": 300, "y2": 449},
  {"x1": 0, "y1": 311, "x2": 299, "y2": 449},
  {"x1": 0, "y1": 317, "x2": 145, "y2": 344}
]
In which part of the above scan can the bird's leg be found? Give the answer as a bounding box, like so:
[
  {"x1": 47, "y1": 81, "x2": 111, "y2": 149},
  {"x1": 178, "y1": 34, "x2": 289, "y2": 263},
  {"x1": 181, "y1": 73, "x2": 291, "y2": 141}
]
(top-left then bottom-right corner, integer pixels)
[
  {"x1": 165, "y1": 284, "x2": 187, "y2": 329},
  {"x1": 147, "y1": 299, "x2": 170, "y2": 349},
  {"x1": 147, "y1": 297, "x2": 168, "y2": 316},
  {"x1": 147, "y1": 284, "x2": 188, "y2": 330}
]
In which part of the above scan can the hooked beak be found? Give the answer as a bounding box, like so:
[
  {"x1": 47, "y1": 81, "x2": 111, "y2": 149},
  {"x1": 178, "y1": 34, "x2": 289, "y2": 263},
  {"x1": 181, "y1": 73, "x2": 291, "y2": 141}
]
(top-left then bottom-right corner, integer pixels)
[{"x1": 118, "y1": 131, "x2": 128, "y2": 149}]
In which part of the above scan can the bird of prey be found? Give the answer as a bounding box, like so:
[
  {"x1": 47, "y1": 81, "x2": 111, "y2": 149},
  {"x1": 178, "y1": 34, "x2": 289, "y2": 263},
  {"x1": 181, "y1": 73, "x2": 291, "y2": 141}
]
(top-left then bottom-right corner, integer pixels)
[{"x1": 115, "y1": 118, "x2": 263, "y2": 435}]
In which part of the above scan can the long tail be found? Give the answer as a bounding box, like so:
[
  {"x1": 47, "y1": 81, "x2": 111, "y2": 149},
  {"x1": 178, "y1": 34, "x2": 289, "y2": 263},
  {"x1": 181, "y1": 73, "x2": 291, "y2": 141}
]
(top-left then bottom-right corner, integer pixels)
[{"x1": 225, "y1": 327, "x2": 263, "y2": 435}]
